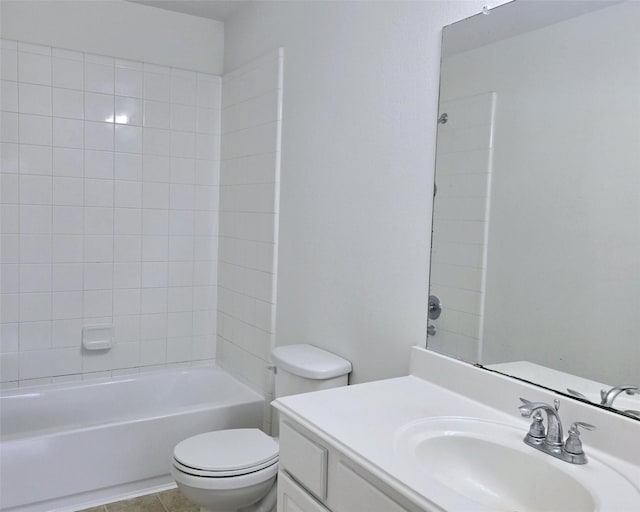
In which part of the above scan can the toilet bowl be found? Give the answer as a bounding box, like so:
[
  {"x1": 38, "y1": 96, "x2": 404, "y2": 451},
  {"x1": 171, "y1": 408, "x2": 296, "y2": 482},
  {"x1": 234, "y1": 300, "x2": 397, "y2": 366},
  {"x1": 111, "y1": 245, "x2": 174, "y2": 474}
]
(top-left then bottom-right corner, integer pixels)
[
  {"x1": 171, "y1": 345, "x2": 352, "y2": 512},
  {"x1": 171, "y1": 429, "x2": 279, "y2": 512}
]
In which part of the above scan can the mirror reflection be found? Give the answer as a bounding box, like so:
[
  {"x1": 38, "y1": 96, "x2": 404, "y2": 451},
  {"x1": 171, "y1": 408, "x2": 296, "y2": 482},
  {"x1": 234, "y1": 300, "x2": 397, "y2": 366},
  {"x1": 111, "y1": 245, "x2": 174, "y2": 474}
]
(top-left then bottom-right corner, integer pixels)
[{"x1": 428, "y1": 0, "x2": 639, "y2": 418}]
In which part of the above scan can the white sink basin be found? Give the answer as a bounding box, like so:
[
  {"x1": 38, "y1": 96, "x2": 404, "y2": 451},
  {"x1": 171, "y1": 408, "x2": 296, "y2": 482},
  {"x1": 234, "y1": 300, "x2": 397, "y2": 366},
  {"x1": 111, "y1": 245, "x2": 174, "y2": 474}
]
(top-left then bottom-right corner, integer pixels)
[{"x1": 394, "y1": 417, "x2": 640, "y2": 512}]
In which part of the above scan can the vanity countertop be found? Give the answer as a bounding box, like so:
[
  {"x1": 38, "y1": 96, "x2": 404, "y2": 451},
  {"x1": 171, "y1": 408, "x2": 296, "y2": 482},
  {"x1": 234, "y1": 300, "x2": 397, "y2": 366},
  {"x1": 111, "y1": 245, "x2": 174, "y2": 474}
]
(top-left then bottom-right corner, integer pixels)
[{"x1": 273, "y1": 347, "x2": 640, "y2": 512}]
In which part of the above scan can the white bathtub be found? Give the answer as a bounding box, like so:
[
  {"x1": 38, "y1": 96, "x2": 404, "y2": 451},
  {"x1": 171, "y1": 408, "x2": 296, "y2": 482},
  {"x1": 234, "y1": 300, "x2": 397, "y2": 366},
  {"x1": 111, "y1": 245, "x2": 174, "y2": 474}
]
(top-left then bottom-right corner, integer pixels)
[{"x1": 0, "y1": 366, "x2": 264, "y2": 512}]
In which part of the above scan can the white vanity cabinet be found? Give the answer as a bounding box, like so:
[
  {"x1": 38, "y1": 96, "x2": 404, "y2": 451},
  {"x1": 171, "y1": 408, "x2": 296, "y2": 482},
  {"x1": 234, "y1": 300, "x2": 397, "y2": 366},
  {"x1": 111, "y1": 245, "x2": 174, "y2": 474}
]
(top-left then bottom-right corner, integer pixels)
[{"x1": 277, "y1": 417, "x2": 430, "y2": 512}]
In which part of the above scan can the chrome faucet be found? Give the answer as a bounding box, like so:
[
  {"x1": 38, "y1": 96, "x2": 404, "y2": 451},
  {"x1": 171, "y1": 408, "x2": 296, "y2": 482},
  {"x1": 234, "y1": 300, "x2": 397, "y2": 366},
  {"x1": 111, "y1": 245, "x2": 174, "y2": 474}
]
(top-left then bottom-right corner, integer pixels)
[
  {"x1": 600, "y1": 385, "x2": 639, "y2": 407},
  {"x1": 519, "y1": 398, "x2": 595, "y2": 464}
]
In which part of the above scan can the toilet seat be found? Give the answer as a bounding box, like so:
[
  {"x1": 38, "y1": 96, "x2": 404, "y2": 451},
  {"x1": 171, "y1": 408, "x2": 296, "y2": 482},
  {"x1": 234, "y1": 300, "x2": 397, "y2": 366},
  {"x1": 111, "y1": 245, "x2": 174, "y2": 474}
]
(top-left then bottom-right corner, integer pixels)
[{"x1": 173, "y1": 429, "x2": 279, "y2": 478}]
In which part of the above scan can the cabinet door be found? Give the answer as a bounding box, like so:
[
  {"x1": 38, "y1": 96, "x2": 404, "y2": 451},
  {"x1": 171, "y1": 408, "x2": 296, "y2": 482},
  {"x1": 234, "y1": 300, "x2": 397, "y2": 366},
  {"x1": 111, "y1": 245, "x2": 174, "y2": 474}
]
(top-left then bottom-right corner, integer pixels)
[
  {"x1": 278, "y1": 471, "x2": 330, "y2": 512},
  {"x1": 333, "y1": 462, "x2": 411, "y2": 512}
]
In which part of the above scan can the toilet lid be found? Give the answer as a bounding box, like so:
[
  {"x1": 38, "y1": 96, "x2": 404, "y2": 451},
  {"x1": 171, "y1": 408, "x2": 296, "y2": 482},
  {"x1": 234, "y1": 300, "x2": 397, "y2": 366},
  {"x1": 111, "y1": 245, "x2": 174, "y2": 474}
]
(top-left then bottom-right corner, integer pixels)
[{"x1": 174, "y1": 429, "x2": 279, "y2": 473}]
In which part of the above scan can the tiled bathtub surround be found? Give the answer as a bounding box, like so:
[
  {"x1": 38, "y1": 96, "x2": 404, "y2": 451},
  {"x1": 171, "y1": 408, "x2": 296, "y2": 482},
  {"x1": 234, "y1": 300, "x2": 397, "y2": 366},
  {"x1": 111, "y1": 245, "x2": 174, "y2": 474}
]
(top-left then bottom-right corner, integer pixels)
[
  {"x1": 0, "y1": 39, "x2": 221, "y2": 386},
  {"x1": 428, "y1": 92, "x2": 496, "y2": 362},
  {"x1": 216, "y1": 50, "x2": 283, "y2": 393}
]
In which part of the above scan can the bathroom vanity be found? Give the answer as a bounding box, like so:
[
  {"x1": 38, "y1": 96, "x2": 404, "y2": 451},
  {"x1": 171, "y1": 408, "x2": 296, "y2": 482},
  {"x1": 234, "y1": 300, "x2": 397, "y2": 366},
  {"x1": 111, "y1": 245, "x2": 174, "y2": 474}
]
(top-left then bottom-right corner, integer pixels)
[{"x1": 274, "y1": 347, "x2": 640, "y2": 512}]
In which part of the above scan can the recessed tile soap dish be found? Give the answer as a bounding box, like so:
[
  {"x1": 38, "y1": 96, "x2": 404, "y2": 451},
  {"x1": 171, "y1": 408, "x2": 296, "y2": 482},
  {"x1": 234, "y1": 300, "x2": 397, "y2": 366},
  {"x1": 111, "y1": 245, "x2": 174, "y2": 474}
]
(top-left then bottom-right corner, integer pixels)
[{"x1": 82, "y1": 324, "x2": 113, "y2": 351}]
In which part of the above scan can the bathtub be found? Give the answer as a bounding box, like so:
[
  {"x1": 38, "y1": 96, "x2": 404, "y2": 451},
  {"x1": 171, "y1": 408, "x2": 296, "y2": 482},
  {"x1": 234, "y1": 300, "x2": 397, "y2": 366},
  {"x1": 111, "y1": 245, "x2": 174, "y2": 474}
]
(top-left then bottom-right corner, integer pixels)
[{"x1": 0, "y1": 366, "x2": 264, "y2": 512}]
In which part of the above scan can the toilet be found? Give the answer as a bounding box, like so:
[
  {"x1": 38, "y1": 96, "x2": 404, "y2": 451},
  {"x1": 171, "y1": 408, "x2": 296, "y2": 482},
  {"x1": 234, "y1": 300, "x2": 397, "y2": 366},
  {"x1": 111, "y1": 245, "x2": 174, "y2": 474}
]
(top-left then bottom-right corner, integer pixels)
[{"x1": 171, "y1": 344, "x2": 352, "y2": 512}]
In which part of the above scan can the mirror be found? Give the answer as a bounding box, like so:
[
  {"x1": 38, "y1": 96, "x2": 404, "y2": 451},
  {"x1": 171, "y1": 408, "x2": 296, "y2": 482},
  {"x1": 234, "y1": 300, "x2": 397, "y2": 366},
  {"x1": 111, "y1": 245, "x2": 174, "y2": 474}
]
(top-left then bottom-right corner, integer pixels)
[{"x1": 428, "y1": 0, "x2": 639, "y2": 419}]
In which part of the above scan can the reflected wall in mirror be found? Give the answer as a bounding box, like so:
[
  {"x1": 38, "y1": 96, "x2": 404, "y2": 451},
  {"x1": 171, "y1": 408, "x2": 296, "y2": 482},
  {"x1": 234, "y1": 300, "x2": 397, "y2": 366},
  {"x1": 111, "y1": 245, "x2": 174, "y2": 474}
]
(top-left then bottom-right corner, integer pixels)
[{"x1": 428, "y1": 0, "x2": 640, "y2": 419}]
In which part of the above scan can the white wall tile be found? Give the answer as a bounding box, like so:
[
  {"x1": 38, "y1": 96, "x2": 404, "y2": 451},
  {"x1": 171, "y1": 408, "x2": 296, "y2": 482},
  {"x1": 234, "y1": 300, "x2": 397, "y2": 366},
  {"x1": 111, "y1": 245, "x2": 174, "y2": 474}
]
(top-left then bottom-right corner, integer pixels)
[
  {"x1": 1, "y1": 293, "x2": 20, "y2": 324},
  {"x1": 0, "y1": 112, "x2": 18, "y2": 143},
  {"x1": 114, "y1": 235, "x2": 141, "y2": 262},
  {"x1": 169, "y1": 210, "x2": 194, "y2": 236},
  {"x1": 1, "y1": 80, "x2": 19, "y2": 112},
  {"x1": 19, "y1": 292, "x2": 51, "y2": 322},
  {"x1": 83, "y1": 236, "x2": 113, "y2": 262},
  {"x1": 20, "y1": 263, "x2": 51, "y2": 293},
  {"x1": 52, "y1": 235, "x2": 82, "y2": 263},
  {"x1": 1, "y1": 142, "x2": 19, "y2": 173},
  {"x1": 1, "y1": 49, "x2": 18, "y2": 82},
  {"x1": 143, "y1": 155, "x2": 171, "y2": 182},
  {"x1": 143, "y1": 182, "x2": 169, "y2": 209},
  {"x1": 114, "y1": 180, "x2": 142, "y2": 208},
  {"x1": 141, "y1": 287, "x2": 167, "y2": 314},
  {"x1": 114, "y1": 262, "x2": 141, "y2": 289},
  {"x1": 114, "y1": 207, "x2": 141, "y2": 235},
  {"x1": 18, "y1": 83, "x2": 52, "y2": 116},
  {"x1": 171, "y1": 104, "x2": 196, "y2": 132},
  {"x1": 141, "y1": 262, "x2": 168, "y2": 288},
  {"x1": 84, "y1": 263, "x2": 113, "y2": 290},
  {"x1": 0, "y1": 323, "x2": 19, "y2": 353},
  {"x1": 20, "y1": 175, "x2": 52, "y2": 205},
  {"x1": 21, "y1": 205, "x2": 51, "y2": 234},
  {"x1": 197, "y1": 74, "x2": 221, "y2": 108},
  {"x1": 115, "y1": 124, "x2": 142, "y2": 153},
  {"x1": 53, "y1": 118, "x2": 84, "y2": 149},
  {"x1": 20, "y1": 114, "x2": 52, "y2": 146},
  {"x1": 84, "y1": 62, "x2": 113, "y2": 94},
  {"x1": 1, "y1": 235, "x2": 20, "y2": 264},
  {"x1": 113, "y1": 288, "x2": 141, "y2": 316},
  {"x1": 143, "y1": 128, "x2": 171, "y2": 156},
  {"x1": 141, "y1": 313, "x2": 167, "y2": 340},
  {"x1": 170, "y1": 184, "x2": 194, "y2": 210},
  {"x1": 85, "y1": 92, "x2": 113, "y2": 122},
  {"x1": 20, "y1": 144, "x2": 52, "y2": 175},
  {"x1": 19, "y1": 235, "x2": 51, "y2": 264},
  {"x1": 114, "y1": 153, "x2": 142, "y2": 181},
  {"x1": 18, "y1": 51, "x2": 51, "y2": 85},
  {"x1": 52, "y1": 88, "x2": 84, "y2": 119},
  {"x1": 115, "y1": 96, "x2": 142, "y2": 126},
  {"x1": 1, "y1": 264, "x2": 19, "y2": 293},
  {"x1": 52, "y1": 291, "x2": 83, "y2": 320},
  {"x1": 52, "y1": 148, "x2": 83, "y2": 177},
  {"x1": 4, "y1": 39, "x2": 220, "y2": 381},
  {"x1": 20, "y1": 321, "x2": 51, "y2": 351},
  {"x1": 142, "y1": 209, "x2": 169, "y2": 235},
  {"x1": 51, "y1": 318, "x2": 82, "y2": 347},
  {"x1": 142, "y1": 235, "x2": 168, "y2": 262},
  {"x1": 144, "y1": 100, "x2": 171, "y2": 129},
  {"x1": 85, "y1": 121, "x2": 114, "y2": 151},
  {"x1": 53, "y1": 263, "x2": 83, "y2": 291},
  {"x1": 170, "y1": 131, "x2": 195, "y2": 158},
  {"x1": 53, "y1": 177, "x2": 83, "y2": 206},
  {"x1": 84, "y1": 207, "x2": 113, "y2": 235},
  {"x1": 52, "y1": 57, "x2": 83, "y2": 90},
  {"x1": 1, "y1": 174, "x2": 19, "y2": 204},
  {"x1": 84, "y1": 178, "x2": 113, "y2": 207},
  {"x1": 85, "y1": 150, "x2": 113, "y2": 179},
  {"x1": 53, "y1": 206, "x2": 83, "y2": 234},
  {"x1": 144, "y1": 72, "x2": 170, "y2": 102},
  {"x1": 115, "y1": 66, "x2": 143, "y2": 98},
  {"x1": 83, "y1": 290, "x2": 112, "y2": 317},
  {"x1": 171, "y1": 69, "x2": 197, "y2": 105}
]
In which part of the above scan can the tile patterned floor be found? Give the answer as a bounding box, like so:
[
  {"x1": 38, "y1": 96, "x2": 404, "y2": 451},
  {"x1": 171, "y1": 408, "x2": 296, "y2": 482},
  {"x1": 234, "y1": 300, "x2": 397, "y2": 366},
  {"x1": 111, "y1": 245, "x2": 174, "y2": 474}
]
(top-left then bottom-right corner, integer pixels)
[{"x1": 79, "y1": 488, "x2": 198, "y2": 512}]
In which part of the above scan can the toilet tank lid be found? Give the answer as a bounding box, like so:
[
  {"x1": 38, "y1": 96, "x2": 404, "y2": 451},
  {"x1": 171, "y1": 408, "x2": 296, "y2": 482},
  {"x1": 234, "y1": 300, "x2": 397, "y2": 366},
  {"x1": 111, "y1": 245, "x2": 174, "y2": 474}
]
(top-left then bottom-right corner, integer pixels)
[{"x1": 271, "y1": 344, "x2": 352, "y2": 380}]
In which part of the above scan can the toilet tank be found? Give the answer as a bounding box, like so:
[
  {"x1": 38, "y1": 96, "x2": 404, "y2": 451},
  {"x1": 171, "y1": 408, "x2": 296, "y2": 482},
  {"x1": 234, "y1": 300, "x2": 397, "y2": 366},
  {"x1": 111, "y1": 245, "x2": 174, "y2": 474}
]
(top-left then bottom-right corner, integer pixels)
[{"x1": 271, "y1": 344, "x2": 352, "y2": 398}]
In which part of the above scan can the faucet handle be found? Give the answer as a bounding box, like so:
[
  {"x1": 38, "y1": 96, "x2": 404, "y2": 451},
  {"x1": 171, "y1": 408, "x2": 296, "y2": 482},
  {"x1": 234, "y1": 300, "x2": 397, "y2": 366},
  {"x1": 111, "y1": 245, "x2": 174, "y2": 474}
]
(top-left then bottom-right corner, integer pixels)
[
  {"x1": 564, "y1": 422, "x2": 596, "y2": 456},
  {"x1": 527, "y1": 411, "x2": 546, "y2": 439}
]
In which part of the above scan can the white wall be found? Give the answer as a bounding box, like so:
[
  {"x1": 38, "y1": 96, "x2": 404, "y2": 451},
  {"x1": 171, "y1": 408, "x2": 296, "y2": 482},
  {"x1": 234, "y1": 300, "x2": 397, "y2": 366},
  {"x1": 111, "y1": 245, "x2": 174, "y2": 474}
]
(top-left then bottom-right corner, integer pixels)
[
  {"x1": 224, "y1": 1, "x2": 504, "y2": 384},
  {"x1": 0, "y1": 3, "x2": 222, "y2": 386},
  {"x1": 0, "y1": 0, "x2": 224, "y2": 74},
  {"x1": 440, "y1": 2, "x2": 640, "y2": 384}
]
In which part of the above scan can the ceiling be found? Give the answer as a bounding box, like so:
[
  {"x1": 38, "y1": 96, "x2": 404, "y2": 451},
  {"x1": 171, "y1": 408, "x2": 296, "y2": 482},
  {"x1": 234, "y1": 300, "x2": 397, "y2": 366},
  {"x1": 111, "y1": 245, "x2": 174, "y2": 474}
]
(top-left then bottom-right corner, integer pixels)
[{"x1": 127, "y1": 0, "x2": 250, "y2": 22}]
